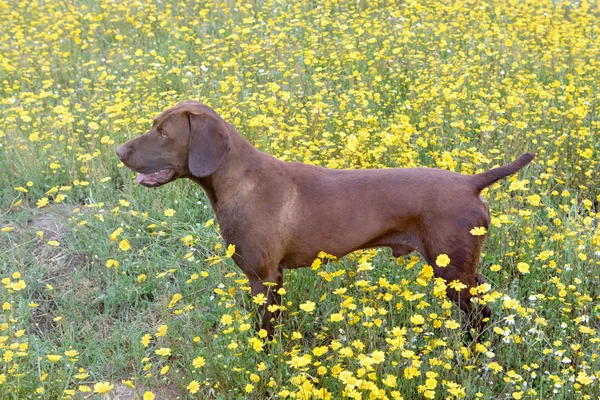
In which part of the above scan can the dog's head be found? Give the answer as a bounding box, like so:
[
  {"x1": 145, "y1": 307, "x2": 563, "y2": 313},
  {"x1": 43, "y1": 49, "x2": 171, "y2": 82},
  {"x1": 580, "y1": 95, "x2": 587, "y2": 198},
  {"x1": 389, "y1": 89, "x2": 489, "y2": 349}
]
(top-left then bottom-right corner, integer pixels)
[{"x1": 116, "y1": 101, "x2": 232, "y2": 187}]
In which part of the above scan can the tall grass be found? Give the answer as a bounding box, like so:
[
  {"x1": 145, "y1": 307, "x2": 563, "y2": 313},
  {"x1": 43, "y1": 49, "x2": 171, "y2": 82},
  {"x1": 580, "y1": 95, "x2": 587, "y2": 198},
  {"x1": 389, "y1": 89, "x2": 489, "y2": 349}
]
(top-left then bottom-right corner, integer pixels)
[{"x1": 0, "y1": 0, "x2": 599, "y2": 398}]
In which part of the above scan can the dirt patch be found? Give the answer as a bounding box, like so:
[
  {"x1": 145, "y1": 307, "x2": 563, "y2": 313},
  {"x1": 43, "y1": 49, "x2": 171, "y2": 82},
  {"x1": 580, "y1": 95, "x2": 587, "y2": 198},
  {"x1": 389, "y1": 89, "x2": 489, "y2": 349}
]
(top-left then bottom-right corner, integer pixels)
[
  {"x1": 29, "y1": 212, "x2": 67, "y2": 240},
  {"x1": 23, "y1": 205, "x2": 94, "y2": 339},
  {"x1": 104, "y1": 382, "x2": 183, "y2": 400},
  {"x1": 104, "y1": 383, "x2": 137, "y2": 400},
  {"x1": 24, "y1": 204, "x2": 92, "y2": 278},
  {"x1": 28, "y1": 204, "x2": 79, "y2": 241}
]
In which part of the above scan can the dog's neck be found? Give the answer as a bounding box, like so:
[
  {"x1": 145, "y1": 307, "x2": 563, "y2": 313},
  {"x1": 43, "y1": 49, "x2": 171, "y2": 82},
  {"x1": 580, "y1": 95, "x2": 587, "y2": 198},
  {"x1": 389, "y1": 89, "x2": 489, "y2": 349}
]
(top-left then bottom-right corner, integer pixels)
[{"x1": 192, "y1": 129, "x2": 269, "y2": 214}]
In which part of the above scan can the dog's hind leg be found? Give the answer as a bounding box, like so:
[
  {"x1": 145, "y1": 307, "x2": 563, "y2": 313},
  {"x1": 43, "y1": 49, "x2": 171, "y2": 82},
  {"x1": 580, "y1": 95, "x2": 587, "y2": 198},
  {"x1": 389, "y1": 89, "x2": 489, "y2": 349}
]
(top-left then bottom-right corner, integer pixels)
[{"x1": 420, "y1": 218, "x2": 491, "y2": 337}]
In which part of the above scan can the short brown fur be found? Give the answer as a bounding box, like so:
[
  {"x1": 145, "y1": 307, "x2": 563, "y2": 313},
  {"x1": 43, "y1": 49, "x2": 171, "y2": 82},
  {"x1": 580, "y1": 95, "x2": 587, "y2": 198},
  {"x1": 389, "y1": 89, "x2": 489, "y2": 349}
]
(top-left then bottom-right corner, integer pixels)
[{"x1": 116, "y1": 101, "x2": 534, "y2": 335}]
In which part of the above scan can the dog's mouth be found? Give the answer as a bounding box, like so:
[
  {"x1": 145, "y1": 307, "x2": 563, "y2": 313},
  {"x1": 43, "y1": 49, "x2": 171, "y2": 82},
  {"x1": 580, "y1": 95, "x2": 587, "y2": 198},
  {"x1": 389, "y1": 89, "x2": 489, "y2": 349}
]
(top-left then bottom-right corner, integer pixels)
[{"x1": 135, "y1": 169, "x2": 176, "y2": 187}]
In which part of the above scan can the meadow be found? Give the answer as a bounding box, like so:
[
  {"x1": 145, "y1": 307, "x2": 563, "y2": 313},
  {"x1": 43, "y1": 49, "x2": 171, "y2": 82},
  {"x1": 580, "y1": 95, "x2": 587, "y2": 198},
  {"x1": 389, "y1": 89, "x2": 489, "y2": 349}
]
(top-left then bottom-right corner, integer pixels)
[{"x1": 0, "y1": 0, "x2": 599, "y2": 398}]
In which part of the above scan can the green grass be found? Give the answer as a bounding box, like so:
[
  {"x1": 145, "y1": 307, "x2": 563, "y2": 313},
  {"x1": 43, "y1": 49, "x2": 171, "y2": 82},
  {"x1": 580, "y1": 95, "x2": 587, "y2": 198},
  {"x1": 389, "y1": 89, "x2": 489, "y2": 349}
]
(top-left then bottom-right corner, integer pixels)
[{"x1": 0, "y1": 0, "x2": 599, "y2": 398}]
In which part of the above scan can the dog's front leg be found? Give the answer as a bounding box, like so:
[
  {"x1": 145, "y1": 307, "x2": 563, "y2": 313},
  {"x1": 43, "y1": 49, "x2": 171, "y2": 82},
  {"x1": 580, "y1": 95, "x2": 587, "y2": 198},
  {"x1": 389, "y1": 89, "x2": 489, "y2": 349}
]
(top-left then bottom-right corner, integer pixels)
[{"x1": 246, "y1": 265, "x2": 283, "y2": 337}]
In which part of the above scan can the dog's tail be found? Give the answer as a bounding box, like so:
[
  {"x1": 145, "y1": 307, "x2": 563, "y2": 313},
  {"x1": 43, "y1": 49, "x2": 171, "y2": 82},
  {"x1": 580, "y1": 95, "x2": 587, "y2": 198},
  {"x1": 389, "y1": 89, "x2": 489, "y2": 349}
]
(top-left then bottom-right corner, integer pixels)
[{"x1": 470, "y1": 153, "x2": 535, "y2": 192}]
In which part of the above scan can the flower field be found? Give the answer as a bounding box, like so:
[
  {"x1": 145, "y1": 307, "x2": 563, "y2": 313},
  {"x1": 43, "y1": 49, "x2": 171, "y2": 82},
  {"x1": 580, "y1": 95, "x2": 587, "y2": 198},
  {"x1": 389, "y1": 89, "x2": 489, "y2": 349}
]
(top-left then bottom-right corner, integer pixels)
[{"x1": 0, "y1": 0, "x2": 599, "y2": 398}]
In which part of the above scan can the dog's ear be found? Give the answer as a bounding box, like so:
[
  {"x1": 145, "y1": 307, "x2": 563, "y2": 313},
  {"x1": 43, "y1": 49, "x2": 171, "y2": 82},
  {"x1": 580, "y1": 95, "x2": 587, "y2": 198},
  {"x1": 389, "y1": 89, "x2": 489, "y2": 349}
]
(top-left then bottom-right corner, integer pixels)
[{"x1": 188, "y1": 113, "x2": 232, "y2": 178}]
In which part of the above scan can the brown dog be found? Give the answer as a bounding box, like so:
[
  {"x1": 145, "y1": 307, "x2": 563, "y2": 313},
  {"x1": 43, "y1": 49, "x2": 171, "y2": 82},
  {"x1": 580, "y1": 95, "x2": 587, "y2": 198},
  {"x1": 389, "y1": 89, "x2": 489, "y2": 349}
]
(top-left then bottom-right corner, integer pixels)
[{"x1": 116, "y1": 100, "x2": 534, "y2": 335}]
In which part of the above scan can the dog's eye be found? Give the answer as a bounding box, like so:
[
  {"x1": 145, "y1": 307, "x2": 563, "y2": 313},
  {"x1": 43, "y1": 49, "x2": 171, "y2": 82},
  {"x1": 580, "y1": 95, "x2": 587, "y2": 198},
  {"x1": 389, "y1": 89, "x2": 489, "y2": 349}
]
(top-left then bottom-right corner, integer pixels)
[{"x1": 159, "y1": 130, "x2": 167, "y2": 138}]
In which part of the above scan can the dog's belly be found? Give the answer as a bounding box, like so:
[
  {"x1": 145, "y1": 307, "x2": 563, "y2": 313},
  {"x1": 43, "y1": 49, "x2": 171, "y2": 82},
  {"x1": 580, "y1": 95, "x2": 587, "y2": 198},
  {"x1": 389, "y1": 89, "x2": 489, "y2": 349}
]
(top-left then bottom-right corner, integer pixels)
[{"x1": 279, "y1": 224, "x2": 422, "y2": 269}]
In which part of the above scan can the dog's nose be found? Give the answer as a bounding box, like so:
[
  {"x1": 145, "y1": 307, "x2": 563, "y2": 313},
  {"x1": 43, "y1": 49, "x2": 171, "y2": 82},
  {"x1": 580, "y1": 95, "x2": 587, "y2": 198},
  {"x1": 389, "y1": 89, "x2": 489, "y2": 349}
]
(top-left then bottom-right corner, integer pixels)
[{"x1": 116, "y1": 145, "x2": 130, "y2": 161}]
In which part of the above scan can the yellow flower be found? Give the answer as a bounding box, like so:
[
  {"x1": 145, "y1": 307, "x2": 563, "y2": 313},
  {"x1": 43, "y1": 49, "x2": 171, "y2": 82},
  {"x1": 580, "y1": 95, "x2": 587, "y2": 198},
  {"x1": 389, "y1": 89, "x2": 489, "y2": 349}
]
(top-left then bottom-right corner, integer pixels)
[
  {"x1": 329, "y1": 312, "x2": 344, "y2": 322},
  {"x1": 435, "y1": 254, "x2": 450, "y2": 267},
  {"x1": 3, "y1": 351, "x2": 14, "y2": 362},
  {"x1": 299, "y1": 300, "x2": 316, "y2": 312},
  {"x1": 527, "y1": 194, "x2": 541, "y2": 206},
  {"x1": 288, "y1": 354, "x2": 312, "y2": 368},
  {"x1": 516, "y1": 262, "x2": 530, "y2": 274},
  {"x1": 228, "y1": 341, "x2": 239, "y2": 350},
  {"x1": 110, "y1": 227, "x2": 123, "y2": 241},
  {"x1": 168, "y1": 293, "x2": 182, "y2": 308},
  {"x1": 47, "y1": 240, "x2": 60, "y2": 247},
  {"x1": 141, "y1": 334, "x2": 152, "y2": 347},
  {"x1": 225, "y1": 244, "x2": 235, "y2": 258},
  {"x1": 12, "y1": 280, "x2": 26, "y2": 291},
  {"x1": 36, "y1": 197, "x2": 49, "y2": 208},
  {"x1": 382, "y1": 374, "x2": 397, "y2": 387},
  {"x1": 470, "y1": 226, "x2": 487, "y2": 236},
  {"x1": 121, "y1": 380, "x2": 135, "y2": 389},
  {"x1": 410, "y1": 314, "x2": 425, "y2": 325},
  {"x1": 164, "y1": 208, "x2": 175, "y2": 217},
  {"x1": 371, "y1": 350, "x2": 385, "y2": 363},
  {"x1": 155, "y1": 347, "x2": 171, "y2": 357},
  {"x1": 253, "y1": 293, "x2": 267, "y2": 305},
  {"x1": 576, "y1": 371, "x2": 594, "y2": 385},
  {"x1": 193, "y1": 356, "x2": 205, "y2": 368},
  {"x1": 93, "y1": 382, "x2": 114, "y2": 394},
  {"x1": 239, "y1": 323, "x2": 251, "y2": 332},
  {"x1": 1, "y1": 226, "x2": 14, "y2": 233},
  {"x1": 425, "y1": 377, "x2": 437, "y2": 390},
  {"x1": 448, "y1": 280, "x2": 467, "y2": 291},
  {"x1": 312, "y1": 346, "x2": 328, "y2": 356},
  {"x1": 245, "y1": 384, "x2": 254, "y2": 393},
  {"x1": 221, "y1": 314, "x2": 233, "y2": 325},
  {"x1": 508, "y1": 179, "x2": 529, "y2": 192},
  {"x1": 187, "y1": 380, "x2": 200, "y2": 394},
  {"x1": 47, "y1": 354, "x2": 62, "y2": 362},
  {"x1": 311, "y1": 258, "x2": 322, "y2": 270},
  {"x1": 248, "y1": 337, "x2": 264, "y2": 352},
  {"x1": 143, "y1": 392, "x2": 155, "y2": 400},
  {"x1": 205, "y1": 219, "x2": 214, "y2": 227},
  {"x1": 444, "y1": 320, "x2": 460, "y2": 330},
  {"x1": 119, "y1": 239, "x2": 131, "y2": 251}
]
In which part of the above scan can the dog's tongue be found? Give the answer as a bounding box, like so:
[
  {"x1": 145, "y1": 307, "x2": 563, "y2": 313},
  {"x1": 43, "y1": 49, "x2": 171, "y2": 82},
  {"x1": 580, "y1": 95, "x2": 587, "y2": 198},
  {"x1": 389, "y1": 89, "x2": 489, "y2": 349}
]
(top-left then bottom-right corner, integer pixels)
[{"x1": 134, "y1": 169, "x2": 174, "y2": 186}]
